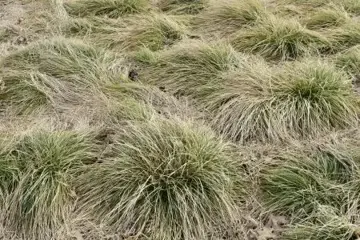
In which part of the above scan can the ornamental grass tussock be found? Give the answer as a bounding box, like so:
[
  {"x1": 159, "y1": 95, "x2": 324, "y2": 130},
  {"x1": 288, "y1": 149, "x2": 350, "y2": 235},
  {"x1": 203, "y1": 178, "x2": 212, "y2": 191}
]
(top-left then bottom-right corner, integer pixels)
[
  {"x1": 3, "y1": 131, "x2": 96, "y2": 239},
  {"x1": 137, "y1": 40, "x2": 240, "y2": 96},
  {"x1": 230, "y1": 15, "x2": 330, "y2": 60},
  {"x1": 303, "y1": 4, "x2": 351, "y2": 29},
  {"x1": 63, "y1": 13, "x2": 186, "y2": 51},
  {"x1": 0, "y1": 38, "x2": 128, "y2": 114},
  {"x1": 199, "y1": 59, "x2": 359, "y2": 142},
  {"x1": 194, "y1": 0, "x2": 268, "y2": 38},
  {"x1": 76, "y1": 118, "x2": 244, "y2": 240},
  {"x1": 158, "y1": 0, "x2": 208, "y2": 15},
  {"x1": 64, "y1": 0, "x2": 149, "y2": 18}
]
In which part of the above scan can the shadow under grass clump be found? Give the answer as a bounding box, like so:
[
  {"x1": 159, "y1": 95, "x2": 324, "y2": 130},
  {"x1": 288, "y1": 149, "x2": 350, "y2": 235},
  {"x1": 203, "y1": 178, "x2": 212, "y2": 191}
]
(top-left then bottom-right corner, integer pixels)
[
  {"x1": 76, "y1": 118, "x2": 243, "y2": 240},
  {"x1": 4, "y1": 131, "x2": 95, "y2": 240},
  {"x1": 64, "y1": 14, "x2": 185, "y2": 51},
  {"x1": 158, "y1": 0, "x2": 208, "y2": 15},
  {"x1": 135, "y1": 40, "x2": 240, "y2": 96},
  {"x1": 200, "y1": 60, "x2": 359, "y2": 143},
  {"x1": 64, "y1": 0, "x2": 149, "y2": 18},
  {"x1": 230, "y1": 16, "x2": 330, "y2": 60},
  {"x1": 194, "y1": 0, "x2": 268, "y2": 38}
]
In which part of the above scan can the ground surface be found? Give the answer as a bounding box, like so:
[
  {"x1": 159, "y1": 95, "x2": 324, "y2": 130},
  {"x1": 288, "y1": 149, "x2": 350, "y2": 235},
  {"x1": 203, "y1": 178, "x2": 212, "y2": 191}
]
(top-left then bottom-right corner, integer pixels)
[{"x1": 1, "y1": 0, "x2": 360, "y2": 239}]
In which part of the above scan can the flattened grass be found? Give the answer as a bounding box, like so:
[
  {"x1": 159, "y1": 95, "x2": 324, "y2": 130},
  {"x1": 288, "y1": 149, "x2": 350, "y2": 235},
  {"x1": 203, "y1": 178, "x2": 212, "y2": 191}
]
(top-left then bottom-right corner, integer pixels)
[
  {"x1": 231, "y1": 16, "x2": 330, "y2": 60},
  {"x1": 76, "y1": 119, "x2": 242, "y2": 239},
  {"x1": 65, "y1": 0, "x2": 149, "y2": 18}
]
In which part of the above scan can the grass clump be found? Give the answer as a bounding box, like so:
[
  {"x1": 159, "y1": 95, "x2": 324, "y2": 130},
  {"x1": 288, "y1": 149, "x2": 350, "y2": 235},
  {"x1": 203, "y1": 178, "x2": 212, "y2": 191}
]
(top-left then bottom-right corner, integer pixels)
[
  {"x1": 335, "y1": 45, "x2": 360, "y2": 76},
  {"x1": 271, "y1": 61, "x2": 358, "y2": 136},
  {"x1": 231, "y1": 16, "x2": 329, "y2": 60},
  {"x1": 104, "y1": 82, "x2": 199, "y2": 121},
  {"x1": 137, "y1": 41, "x2": 240, "y2": 95},
  {"x1": 326, "y1": 22, "x2": 360, "y2": 52},
  {"x1": 194, "y1": 0, "x2": 267, "y2": 37},
  {"x1": 0, "y1": 72, "x2": 55, "y2": 114},
  {"x1": 5, "y1": 131, "x2": 95, "y2": 239},
  {"x1": 158, "y1": 0, "x2": 208, "y2": 14},
  {"x1": 0, "y1": 37, "x2": 126, "y2": 84},
  {"x1": 279, "y1": 0, "x2": 331, "y2": 8},
  {"x1": 303, "y1": 4, "x2": 350, "y2": 29},
  {"x1": 261, "y1": 148, "x2": 357, "y2": 218},
  {"x1": 0, "y1": 139, "x2": 19, "y2": 199},
  {"x1": 340, "y1": 0, "x2": 360, "y2": 14},
  {"x1": 282, "y1": 205, "x2": 360, "y2": 240},
  {"x1": 76, "y1": 119, "x2": 242, "y2": 239},
  {"x1": 65, "y1": 14, "x2": 185, "y2": 51},
  {"x1": 65, "y1": 0, "x2": 149, "y2": 18},
  {"x1": 202, "y1": 60, "x2": 358, "y2": 142},
  {"x1": 0, "y1": 38, "x2": 128, "y2": 114}
]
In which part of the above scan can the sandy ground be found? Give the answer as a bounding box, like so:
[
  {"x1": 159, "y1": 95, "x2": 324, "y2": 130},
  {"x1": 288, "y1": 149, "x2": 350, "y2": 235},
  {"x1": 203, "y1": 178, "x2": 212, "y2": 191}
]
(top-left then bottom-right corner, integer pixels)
[
  {"x1": 0, "y1": 0, "x2": 27, "y2": 27},
  {"x1": 0, "y1": 0, "x2": 38, "y2": 56}
]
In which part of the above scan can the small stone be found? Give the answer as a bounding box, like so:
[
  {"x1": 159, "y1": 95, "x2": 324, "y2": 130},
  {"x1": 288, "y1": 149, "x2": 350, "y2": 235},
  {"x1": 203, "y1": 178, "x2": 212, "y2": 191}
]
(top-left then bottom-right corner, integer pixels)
[{"x1": 128, "y1": 69, "x2": 139, "y2": 81}]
